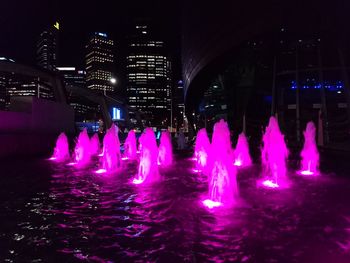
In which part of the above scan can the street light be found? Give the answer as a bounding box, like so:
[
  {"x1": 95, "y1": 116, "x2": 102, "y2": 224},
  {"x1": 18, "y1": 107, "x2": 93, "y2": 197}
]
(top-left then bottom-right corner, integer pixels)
[{"x1": 110, "y1": 77, "x2": 117, "y2": 84}]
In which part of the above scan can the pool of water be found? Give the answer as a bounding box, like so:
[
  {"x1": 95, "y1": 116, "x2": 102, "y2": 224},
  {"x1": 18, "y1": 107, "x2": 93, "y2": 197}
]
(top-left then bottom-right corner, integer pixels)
[{"x1": 1, "y1": 154, "x2": 350, "y2": 262}]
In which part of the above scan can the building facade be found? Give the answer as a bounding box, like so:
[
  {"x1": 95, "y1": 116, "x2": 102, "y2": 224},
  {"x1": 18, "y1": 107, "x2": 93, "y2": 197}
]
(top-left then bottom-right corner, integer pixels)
[
  {"x1": 85, "y1": 32, "x2": 115, "y2": 93},
  {"x1": 126, "y1": 23, "x2": 171, "y2": 128},
  {"x1": 37, "y1": 22, "x2": 59, "y2": 71}
]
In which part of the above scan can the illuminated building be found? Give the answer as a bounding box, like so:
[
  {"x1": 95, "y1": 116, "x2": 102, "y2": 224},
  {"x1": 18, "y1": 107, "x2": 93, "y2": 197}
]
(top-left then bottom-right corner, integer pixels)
[
  {"x1": 126, "y1": 23, "x2": 172, "y2": 127},
  {"x1": 37, "y1": 22, "x2": 59, "y2": 71},
  {"x1": 85, "y1": 32, "x2": 115, "y2": 93},
  {"x1": 57, "y1": 67, "x2": 99, "y2": 121}
]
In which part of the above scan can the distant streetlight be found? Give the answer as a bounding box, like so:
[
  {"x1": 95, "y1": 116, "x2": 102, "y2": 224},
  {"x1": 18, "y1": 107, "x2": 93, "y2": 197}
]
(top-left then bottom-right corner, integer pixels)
[{"x1": 110, "y1": 77, "x2": 117, "y2": 84}]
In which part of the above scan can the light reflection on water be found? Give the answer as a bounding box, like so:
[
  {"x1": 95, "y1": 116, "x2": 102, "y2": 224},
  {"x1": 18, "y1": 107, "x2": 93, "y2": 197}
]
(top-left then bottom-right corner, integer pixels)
[{"x1": 0, "y1": 157, "x2": 350, "y2": 262}]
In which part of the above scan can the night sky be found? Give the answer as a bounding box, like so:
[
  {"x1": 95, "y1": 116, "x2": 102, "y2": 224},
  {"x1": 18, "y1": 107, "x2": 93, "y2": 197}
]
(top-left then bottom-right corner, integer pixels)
[{"x1": 0, "y1": 0, "x2": 181, "y2": 71}]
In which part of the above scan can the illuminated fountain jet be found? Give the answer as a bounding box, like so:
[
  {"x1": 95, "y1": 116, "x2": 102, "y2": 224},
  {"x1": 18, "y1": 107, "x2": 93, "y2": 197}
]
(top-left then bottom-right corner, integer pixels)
[
  {"x1": 71, "y1": 128, "x2": 91, "y2": 167},
  {"x1": 158, "y1": 131, "x2": 173, "y2": 167},
  {"x1": 124, "y1": 130, "x2": 137, "y2": 160},
  {"x1": 234, "y1": 132, "x2": 252, "y2": 167},
  {"x1": 90, "y1": 133, "x2": 100, "y2": 156},
  {"x1": 260, "y1": 117, "x2": 289, "y2": 188},
  {"x1": 50, "y1": 132, "x2": 70, "y2": 161},
  {"x1": 203, "y1": 119, "x2": 238, "y2": 208},
  {"x1": 133, "y1": 128, "x2": 160, "y2": 185},
  {"x1": 193, "y1": 128, "x2": 211, "y2": 174},
  {"x1": 96, "y1": 124, "x2": 121, "y2": 174},
  {"x1": 299, "y1": 121, "x2": 319, "y2": 176}
]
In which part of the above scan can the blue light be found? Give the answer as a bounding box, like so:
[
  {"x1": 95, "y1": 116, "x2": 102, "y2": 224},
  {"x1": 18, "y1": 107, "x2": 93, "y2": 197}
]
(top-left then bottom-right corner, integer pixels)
[
  {"x1": 97, "y1": 32, "x2": 107, "y2": 37},
  {"x1": 112, "y1": 107, "x2": 121, "y2": 120}
]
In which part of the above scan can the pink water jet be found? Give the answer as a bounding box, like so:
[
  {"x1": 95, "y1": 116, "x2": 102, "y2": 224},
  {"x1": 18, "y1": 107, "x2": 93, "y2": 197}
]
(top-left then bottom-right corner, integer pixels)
[
  {"x1": 132, "y1": 128, "x2": 160, "y2": 185},
  {"x1": 73, "y1": 128, "x2": 92, "y2": 167},
  {"x1": 98, "y1": 124, "x2": 122, "y2": 174},
  {"x1": 299, "y1": 121, "x2": 319, "y2": 176},
  {"x1": 260, "y1": 116, "x2": 289, "y2": 188},
  {"x1": 234, "y1": 132, "x2": 252, "y2": 167},
  {"x1": 51, "y1": 132, "x2": 70, "y2": 161},
  {"x1": 194, "y1": 128, "x2": 211, "y2": 174},
  {"x1": 203, "y1": 119, "x2": 238, "y2": 208},
  {"x1": 124, "y1": 130, "x2": 137, "y2": 160},
  {"x1": 90, "y1": 133, "x2": 100, "y2": 156},
  {"x1": 158, "y1": 131, "x2": 173, "y2": 167}
]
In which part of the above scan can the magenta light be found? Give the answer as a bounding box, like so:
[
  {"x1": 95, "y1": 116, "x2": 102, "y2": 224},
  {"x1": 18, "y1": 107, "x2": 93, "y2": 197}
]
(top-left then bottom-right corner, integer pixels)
[
  {"x1": 95, "y1": 168, "x2": 107, "y2": 174},
  {"x1": 51, "y1": 132, "x2": 70, "y2": 162},
  {"x1": 132, "y1": 128, "x2": 160, "y2": 185},
  {"x1": 299, "y1": 122, "x2": 319, "y2": 176},
  {"x1": 203, "y1": 199, "x2": 222, "y2": 209},
  {"x1": 194, "y1": 128, "x2": 211, "y2": 175},
  {"x1": 234, "y1": 132, "x2": 252, "y2": 167},
  {"x1": 98, "y1": 153, "x2": 104, "y2": 157},
  {"x1": 300, "y1": 170, "x2": 314, "y2": 176},
  {"x1": 90, "y1": 133, "x2": 100, "y2": 156},
  {"x1": 158, "y1": 131, "x2": 173, "y2": 167},
  {"x1": 73, "y1": 128, "x2": 92, "y2": 167},
  {"x1": 124, "y1": 130, "x2": 137, "y2": 160},
  {"x1": 262, "y1": 179, "x2": 279, "y2": 188},
  {"x1": 260, "y1": 117, "x2": 289, "y2": 188},
  {"x1": 234, "y1": 159, "x2": 242, "y2": 167},
  {"x1": 67, "y1": 162, "x2": 77, "y2": 166},
  {"x1": 206, "y1": 120, "x2": 238, "y2": 207},
  {"x1": 98, "y1": 124, "x2": 122, "y2": 173},
  {"x1": 192, "y1": 168, "x2": 201, "y2": 173},
  {"x1": 122, "y1": 157, "x2": 128, "y2": 161}
]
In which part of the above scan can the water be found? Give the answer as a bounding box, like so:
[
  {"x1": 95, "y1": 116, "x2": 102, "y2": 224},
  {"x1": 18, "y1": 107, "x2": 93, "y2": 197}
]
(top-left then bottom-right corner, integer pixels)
[
  {"x1": 133, "y1": 128, "x2": 160, "y2": 185},
  {"x1": 158, "y1": 131, "x2": 173, "y2": 167},
  {"x1": 50, "y1": 133, "x2": 70, "y2": 162},
  {"x1": 177, "y1": 131, "x2": 186, "y2": 150},
  {"x1": 2, "y1": 155, "x2": 350, "y2": 262},
  {"x1": 204, "y1": 119, "x2": 238, "y2": 208},
  {"x1": 73, "y1": 129, "x2": 92, "y2": 167},
  {"x1": 90, "y1": 133, "x2": 100, "y2": 157},
  {"x1": 98, "y1": 124, "x2": 121, "y2": 174},
  {"x1": 234, "y1": 132, "x2": 252, "y2": 167},
  {"x1": 124, "y1": 130, "x2": 137, "y2": 160},
  {"x1": 194, "y1": 128, "x2": 210, "y2": 174},
  {"x1": 260, "y1": 117, "x2": 289, "y2": 188},
  {"x1": 299, "y1": 121, "x2": 319, "y2": 176}
]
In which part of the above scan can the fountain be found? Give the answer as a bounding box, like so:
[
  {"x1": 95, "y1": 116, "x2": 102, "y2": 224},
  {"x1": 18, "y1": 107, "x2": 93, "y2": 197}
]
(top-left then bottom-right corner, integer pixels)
[
  {"x1": 124, "y1": 130, "x2": 137, "y2": 160},
  {"x1": 194, "y1": 128, "x2": 211, "y2": 174},
  {"x1": 96, "y1": 124, "x2": 121, "y2": 174},
  {"x1": 72, "y1": 128, "x2": 91, "y2": 167},
  {"x1": 260, "y1": 116, "x2": 289, "y2": 188},
  {"x1": 234, "y1": 132, "x2": 252, "y2": 167},
  {"x1": 299, "y1": 121, "x2": 319, "y2": 176},
  {"x1": 158, "y1": 131, "x2": 173, "y2": 167},
  {"x1": 50, "y1": 132, "x2": 70, "y2": 161},
  {"x1": 203, "y1": 119, "x2": 238, "y2": 208},
  {"x1": 133, "y1": 128, "x2": 160, "y2": 184},
  {"x1": 90, "y1": 133, "x2": 100, "y2": 156}
]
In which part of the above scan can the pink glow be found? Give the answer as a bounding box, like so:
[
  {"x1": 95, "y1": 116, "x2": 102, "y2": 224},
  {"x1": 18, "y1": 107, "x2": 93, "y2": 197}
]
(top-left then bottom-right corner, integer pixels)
[
  {"x1": 124, "y1": 130, "x2": 137, "y2": 160},
  {"x1": 122, "y1": 157, "x2": 128, "y2": 161},
  {"x1": 299, "y1": 122, "x2": 319, "y2": 176},
  {"x1": 203, "y1": 199, "x2": 222, "y2": 209},
  {"x1": 206, "y1": 119, "x2": 238, "y2": 207},
  {"x1": 194, "y1": 128, "x2": 211, "y2": 174},
  {"x1": 99, "y1": 124, "x2": 122, "y2": 173},
  {"x1": 67, "y1": 162, "x2": 77, "y2": 166},
  {"x1": 192, "y1": 168, "x2": 201, "y2": 173},
  {"x1": 158, "y1": 131, "x2": 173, "y2": 167},
  {"x1": 261, "y1": 117, "x2": 288, "y2": 187},
  {"x1": 261, "y1": 179, "x2": 279, "y2": 188},
  {"x1": 95, "y1": 168, "x2": 107, "y2": 174},
  {"x1": 90, "y1": 133, "x2": 100, "y2": 156},
  {"x1": 51, "y1": 132, "x2": 70, "y2": 162},
  {"x1": 133, "y1": 128, "x2": 160, "y2": 185},
  {"x1": 234, "y1": 133, "x2": 252, "y2": 167},
  {"x1": 73, "y1": 128, "x2": 92, "y2": 166}
]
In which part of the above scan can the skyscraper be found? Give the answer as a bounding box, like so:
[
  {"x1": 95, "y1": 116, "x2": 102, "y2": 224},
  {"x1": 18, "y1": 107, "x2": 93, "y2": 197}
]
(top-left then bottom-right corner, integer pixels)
[
  {"x1": 126, "y1": 23, "x2": 171, "y2": 127},
  {"x1": 37, "y1": 22, "x2": 59, "y2": 71},
  {"x1": 85, "y1": 32, "x2": 115, "y2": 93}
]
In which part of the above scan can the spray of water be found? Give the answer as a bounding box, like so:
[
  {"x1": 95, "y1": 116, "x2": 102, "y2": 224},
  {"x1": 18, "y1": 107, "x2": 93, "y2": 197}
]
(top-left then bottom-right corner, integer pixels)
[
  {"x1": 124, "y1": 130, "x2": 137, "y2": 160},
  {"x1": 234, "y1": 132, "x2": 252, "y2": 167},
  {"x1": 299, "y1": 121, "x2": 319, "y2": 176},
  {"x1": 158, "y1": 131, "x2": 173, "y2": 167},
  {"x1": 51, "y1": 132, "x2": 70, "y2": 161}
]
